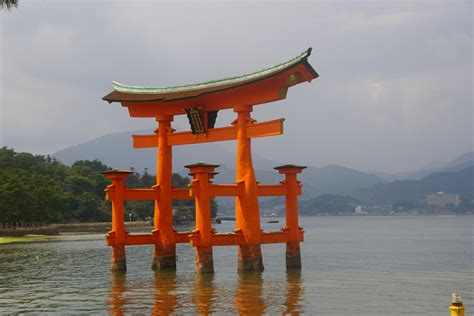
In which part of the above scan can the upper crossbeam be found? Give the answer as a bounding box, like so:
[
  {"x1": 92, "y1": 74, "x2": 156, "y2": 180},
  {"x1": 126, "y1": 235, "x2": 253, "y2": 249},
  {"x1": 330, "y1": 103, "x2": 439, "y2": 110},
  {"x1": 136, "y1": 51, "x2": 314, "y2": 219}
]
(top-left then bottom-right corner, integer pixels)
[{"x1": 132, "y1": 118, "x2": 284, "y2": 148}]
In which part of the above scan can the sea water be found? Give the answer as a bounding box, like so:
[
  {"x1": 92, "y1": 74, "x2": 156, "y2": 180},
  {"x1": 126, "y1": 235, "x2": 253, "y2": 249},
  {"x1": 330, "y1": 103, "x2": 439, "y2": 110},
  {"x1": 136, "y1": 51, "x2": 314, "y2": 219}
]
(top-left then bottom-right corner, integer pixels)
[{"x1": 0, "y1": 215, "x2": 472, "y2": 315}]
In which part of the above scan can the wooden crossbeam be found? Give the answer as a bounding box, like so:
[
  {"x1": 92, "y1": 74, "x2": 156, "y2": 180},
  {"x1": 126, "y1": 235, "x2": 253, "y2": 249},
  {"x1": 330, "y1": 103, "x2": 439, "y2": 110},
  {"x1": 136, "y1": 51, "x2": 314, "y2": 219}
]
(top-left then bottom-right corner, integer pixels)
[
  {"x1": 260, "y1": 231, "x2": 290, "y2": 244},
  {"x1": 124, "y1": 189, "x2": 156, "y2": 200},
  {"x1": 107, "y1": 188, "x2": 193, "y2": 201},
  {"x1": 210, "y1": 184, "x2": 242, "y2": 197},
  {"x1": 132, "y1": 118, "x2": 284, "y2": 148},
  {"x1": 257, "y1": 184, "x2": 287, "y2": 196},
  {"x1": 132, "y1": 134, "x2": 158, "y2": 148},
  {"x1": 108, "y1": 184, "x2": 293, "y2": 201},
  {"x1": 189, "y1": 231, "x2": 303, "y2": 247},
  {"x1": 107, "y1": 231, "x2": 191, "y2": 246},
  {"x1": 107, "y1": 230, "x2": 303, "y2": 246},
  {"x1": 172, "y1": 188, "x2": 193, "y2": 200},
  {"x1": 168, "y1": 124, "x2": 235, "y2": 146}
]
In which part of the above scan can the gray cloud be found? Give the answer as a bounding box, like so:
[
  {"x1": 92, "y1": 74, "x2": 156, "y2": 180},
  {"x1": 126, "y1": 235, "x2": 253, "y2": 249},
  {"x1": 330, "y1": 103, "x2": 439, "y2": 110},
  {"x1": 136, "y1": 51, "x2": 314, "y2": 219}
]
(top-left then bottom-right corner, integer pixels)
[{"x1": 1, "y1": 0, "x2": 472, "y2": 173}]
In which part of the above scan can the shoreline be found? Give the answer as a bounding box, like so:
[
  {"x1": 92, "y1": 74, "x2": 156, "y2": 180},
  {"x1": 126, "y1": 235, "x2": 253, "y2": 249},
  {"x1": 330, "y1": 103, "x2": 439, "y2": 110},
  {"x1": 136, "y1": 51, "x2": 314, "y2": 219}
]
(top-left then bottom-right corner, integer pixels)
[
  {"x1": 0, "y1": 234, "x2": 60, "y2": 245},
  {"x1": 1, "y1": 214, "x2": 471, "y2": 245},
  {"x1": 0, "y1": 221, "x2": 152, "y2": 236}
]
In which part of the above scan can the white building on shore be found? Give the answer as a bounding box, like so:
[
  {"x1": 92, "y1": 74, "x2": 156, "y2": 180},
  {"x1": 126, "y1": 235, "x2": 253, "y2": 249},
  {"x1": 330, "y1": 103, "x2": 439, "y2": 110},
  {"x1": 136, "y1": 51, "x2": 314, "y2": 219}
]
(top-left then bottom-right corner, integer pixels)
[
  {"x1": 354, "y1": 205, "x2": 368, "y2": 215},
  {"x1": 426, "y1": 192, "x2": 460, "y2": 207}
]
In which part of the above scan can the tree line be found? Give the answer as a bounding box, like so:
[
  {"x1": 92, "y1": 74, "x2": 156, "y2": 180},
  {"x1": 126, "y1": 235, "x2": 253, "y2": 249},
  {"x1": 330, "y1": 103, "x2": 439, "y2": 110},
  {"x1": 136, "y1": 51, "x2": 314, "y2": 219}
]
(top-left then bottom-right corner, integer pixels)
[{"x1": 0, "y1": 147, "x2": 215, "y2": 228}]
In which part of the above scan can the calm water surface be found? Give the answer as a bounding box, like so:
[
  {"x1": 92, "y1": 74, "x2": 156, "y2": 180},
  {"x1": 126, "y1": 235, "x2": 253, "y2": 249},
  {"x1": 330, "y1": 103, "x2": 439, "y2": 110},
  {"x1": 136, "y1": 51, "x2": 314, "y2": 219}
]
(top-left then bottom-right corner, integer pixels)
[{"x1": 0, "y1": 216, "x2": 472, "y2": 315}]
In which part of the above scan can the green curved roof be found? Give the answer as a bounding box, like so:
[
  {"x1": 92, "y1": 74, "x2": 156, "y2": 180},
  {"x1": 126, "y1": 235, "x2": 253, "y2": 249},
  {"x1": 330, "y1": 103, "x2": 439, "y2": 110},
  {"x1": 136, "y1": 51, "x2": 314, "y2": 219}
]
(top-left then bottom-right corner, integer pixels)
[{"x1": 111, "y1": 48, "x2": 315, "y2": 95}]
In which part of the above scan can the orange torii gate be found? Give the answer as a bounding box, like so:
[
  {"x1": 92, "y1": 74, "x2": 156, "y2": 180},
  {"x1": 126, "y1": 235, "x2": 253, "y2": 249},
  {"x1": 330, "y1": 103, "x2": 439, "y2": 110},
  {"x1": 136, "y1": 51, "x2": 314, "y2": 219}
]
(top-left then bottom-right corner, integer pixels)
[{"x1": 102, "y1": 48, "x2": 318, "y2": 273}]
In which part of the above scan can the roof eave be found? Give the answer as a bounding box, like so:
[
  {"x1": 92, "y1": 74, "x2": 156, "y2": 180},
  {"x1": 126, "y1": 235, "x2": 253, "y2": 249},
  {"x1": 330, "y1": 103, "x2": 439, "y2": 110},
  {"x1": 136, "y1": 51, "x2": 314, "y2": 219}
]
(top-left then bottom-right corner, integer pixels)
[
  {"x1": 103, "y1": 60, "x2": 316, "y2": 103},
  {"x1": 102, "y1": 48, "x2": 318, "y2": 103}
]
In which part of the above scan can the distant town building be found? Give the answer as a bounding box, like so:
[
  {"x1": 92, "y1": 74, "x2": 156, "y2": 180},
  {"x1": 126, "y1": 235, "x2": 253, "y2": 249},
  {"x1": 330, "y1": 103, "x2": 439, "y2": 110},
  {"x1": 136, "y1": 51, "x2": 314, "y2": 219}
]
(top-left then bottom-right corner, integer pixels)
[
  {"x1": 354, "y1": 205, "x2": 368, "y2": 215},
  {"x1": 426, "y1": 192, "x2": 460, "y2": 207}
]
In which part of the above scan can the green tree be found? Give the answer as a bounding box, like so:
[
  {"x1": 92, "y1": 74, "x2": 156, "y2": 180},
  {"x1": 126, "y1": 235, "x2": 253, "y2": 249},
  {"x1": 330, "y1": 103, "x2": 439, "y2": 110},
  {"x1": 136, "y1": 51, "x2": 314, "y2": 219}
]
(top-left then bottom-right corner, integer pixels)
[
  {"x1": 211, "y1": 199, "x2": 218, "y2": 219},
  {"x1": 141, "y1": 168, "x2": 154, "y2": 187},
  {"x1": 0, "y1": 167, "x2": 64, "y2": 226},
  {"x1": 0, "y1": 0, "x2": 18, "y2": 11},
  {"x1": 76, "y1": 192, "x2": 101, "y2": 222},
  {"x1": 0, "y1": 147, "x2": 219, "y2": 225},
  {"x1": 124, "y1": 169, "x2": 141, "y2": 188}
]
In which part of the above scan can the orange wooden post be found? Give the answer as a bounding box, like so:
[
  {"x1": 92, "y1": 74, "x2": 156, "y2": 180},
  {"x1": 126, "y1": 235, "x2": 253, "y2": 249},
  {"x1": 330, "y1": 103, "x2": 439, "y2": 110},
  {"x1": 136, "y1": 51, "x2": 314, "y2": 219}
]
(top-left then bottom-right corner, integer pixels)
[
  {"x1": 234, "y1": 104, "x2": 264, "y2": 271},
  {"x1": 186, "y1": 162, "x2": 218, "y2": 273},
  {"x1": 152, "y1": 115, "x2": 177, "y2": 270},
  {"x1": 103, "y1": 169, "x2": 133, "y2": 271},
  {"x1": 274, "y1": 164, "x2": 306, "y2": 269}
]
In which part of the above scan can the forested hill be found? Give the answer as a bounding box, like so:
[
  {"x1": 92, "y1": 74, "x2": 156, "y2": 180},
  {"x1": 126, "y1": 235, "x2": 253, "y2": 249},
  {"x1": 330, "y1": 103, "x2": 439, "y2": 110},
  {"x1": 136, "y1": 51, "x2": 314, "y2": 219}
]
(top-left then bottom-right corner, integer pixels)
[
  {"x1": 299, "y1": 194, "x2": 362, "y2": 215},
  {"x1": 355, "y1": 166, "x2": 474, "y2": 204},
  {"x1": 0, "y1": 147, "x2": 191, "y2": 226}
]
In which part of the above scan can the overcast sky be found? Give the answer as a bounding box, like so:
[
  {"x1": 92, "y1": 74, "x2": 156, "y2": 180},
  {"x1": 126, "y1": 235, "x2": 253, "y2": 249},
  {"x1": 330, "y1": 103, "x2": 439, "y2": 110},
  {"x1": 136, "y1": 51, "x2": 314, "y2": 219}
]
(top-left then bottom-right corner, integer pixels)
[{"x1": 1, "y1": 0, "x2": 472, "y2": 173}]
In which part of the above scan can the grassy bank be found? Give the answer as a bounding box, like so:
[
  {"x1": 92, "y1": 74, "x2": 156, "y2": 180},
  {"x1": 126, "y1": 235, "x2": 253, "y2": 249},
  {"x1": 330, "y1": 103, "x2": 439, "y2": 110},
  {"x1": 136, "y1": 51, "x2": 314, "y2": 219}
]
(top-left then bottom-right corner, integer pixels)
[
  {"x1": 0, "y1": 226, "x2": 59, "y2": 237},
  {"x1": 0, "y1": 234, "x2": 58, "y2": 245},
  {"x1": 0, "y1": 221, "x2": 152, "y2": 237},
  {"x1": 52, "y1": 220, "x2": 151, "y2": 230}
]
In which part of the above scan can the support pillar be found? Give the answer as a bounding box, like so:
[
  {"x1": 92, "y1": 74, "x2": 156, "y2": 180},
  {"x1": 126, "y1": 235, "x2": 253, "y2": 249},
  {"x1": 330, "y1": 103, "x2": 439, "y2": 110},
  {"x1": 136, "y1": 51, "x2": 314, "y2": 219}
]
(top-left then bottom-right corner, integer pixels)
[
  {"x1": 233, "y1": 104, "x2": 264, "y2": 271},
  {"x1": 103, "y1": 170, "x2": 133, "y2": 271},
  {"x1": 152, "y1": 115, "x2": 176, "y2": 270},
  {"x1": 186, "y1": 162, "x2": 218, "y2": 273},
  {"x1": 274, "y1": 164, "x2": 306, "y2": 269}
]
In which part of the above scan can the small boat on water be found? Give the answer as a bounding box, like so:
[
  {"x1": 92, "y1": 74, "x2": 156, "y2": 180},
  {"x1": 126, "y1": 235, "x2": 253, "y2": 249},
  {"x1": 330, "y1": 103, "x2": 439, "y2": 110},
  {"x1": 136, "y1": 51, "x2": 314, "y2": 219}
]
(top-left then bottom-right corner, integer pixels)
[{"x1": 267, "y1": 220, "x2": 279, "y2": 223}]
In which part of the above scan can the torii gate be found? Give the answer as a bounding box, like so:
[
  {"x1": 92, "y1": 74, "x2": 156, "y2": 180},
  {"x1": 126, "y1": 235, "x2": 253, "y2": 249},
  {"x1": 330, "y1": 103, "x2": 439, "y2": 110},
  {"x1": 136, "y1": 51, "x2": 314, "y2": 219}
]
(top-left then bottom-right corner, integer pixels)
[{"x1": 102, "y1": 48, "x2": 318, "y2": 273}]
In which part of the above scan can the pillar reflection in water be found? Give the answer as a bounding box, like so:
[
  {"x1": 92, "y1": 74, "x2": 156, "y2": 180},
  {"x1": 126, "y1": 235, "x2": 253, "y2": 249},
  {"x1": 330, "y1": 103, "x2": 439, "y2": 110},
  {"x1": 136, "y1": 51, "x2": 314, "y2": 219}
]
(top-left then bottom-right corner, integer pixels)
[
  {"x1": 108, "y1": 272, "x2": 127, "y2": 316},
  {"x1": 193, "y1": 273, "x2": 216, "y2": 315},
  {"x1": 152, "y1": 270, "x2": 179, "y2": 315},
  {"x1": 235, "y1": 272, "x2": 265, "y2": 315},
  {"x1": 284, "y1": 270, "x2": 303, "y2": 315}
]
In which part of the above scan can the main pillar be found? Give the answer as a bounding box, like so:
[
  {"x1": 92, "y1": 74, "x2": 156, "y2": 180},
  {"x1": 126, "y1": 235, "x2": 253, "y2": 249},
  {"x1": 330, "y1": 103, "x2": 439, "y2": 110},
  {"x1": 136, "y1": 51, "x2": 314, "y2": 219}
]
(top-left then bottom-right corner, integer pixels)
[
  {"x1": 186, "y1": 162, "x2": 218, "y2": 273},
  {"x1": 275, "y1": 164, "x2": 306, "y2": 269},
  {"x1": 103, "y1": 170, "x2": 133, "y2": 271},
  {"x1": 152, "y1": 115, "x2": 176, "y2": 270},
  {"x1": 233, "y1": 104, "x2": 264, "y2": 271}
]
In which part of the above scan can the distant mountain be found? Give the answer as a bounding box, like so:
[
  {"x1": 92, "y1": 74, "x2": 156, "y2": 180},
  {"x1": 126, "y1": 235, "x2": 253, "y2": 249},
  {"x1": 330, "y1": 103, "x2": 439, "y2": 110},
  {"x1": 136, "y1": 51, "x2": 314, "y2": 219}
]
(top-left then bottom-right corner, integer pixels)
[
  {"x1": 53, "y1": 130, "x2": 386, "y2": 200},
  {"x1": 440, "y1": 151, "x2": 474, "y2": 173},
  {"x1": 354, "y1": 166, "x2": 474, "y2": 204},
  {"x1": 374, "y1": 151, "x2": 474, "y2": 181},
  {"x1": 211, "y1": 163, "x2": 383, "y2": 197},
  {"x1": 53, "y1": 130, "x2": 275, "y2": 173},
  {"x1": 301, "y1": 165, "x2": 385, "y2": 194}
]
